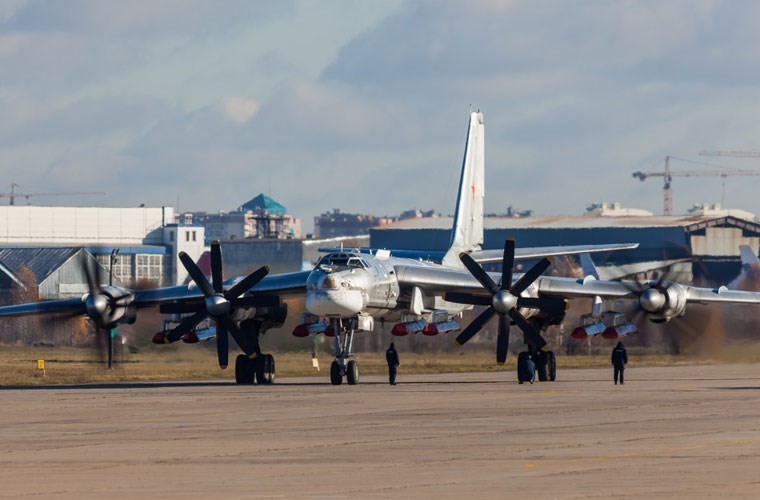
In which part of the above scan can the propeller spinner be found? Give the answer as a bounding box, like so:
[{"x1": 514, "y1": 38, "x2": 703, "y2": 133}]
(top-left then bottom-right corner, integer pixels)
[{"x1": 445, "y1": 239, "x2": 566, "y2": 364}]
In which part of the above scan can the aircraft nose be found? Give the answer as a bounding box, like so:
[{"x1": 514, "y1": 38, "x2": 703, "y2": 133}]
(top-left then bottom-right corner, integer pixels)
[{"x1": 320, "y1": 273, "x2": 343, "y2": 290}]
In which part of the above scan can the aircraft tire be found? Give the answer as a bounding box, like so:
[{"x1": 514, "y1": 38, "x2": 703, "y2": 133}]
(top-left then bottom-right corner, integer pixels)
[
  {"x1": 254, "y1": 356, "x2": 266, "y2": 384},
  {"x1": 547, "y1": 351, "x2": 557, "y2": 381},
  {"x1": 535, "y1": 351, "x2": 549, "y2": 382},
  {"x1": 517, "y1": 351, "x2": 530, "y2": 383},
  {"x1": 235, "y1": 354, "x2": 254, "y2": 385},
  {"x1": 346, "y1": 360, "x2": 359, "y2": 385},
  {"x1": 266, "y1": 354, "x2": 276, "y2": 384},
  {"x1": 330, "y1": 361, "x2": 343, "y2": 385}
]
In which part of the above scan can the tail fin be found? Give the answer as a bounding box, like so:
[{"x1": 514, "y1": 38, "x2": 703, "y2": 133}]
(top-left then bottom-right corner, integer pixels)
[{"x1": 442, "y1": 111, "x2": 485, "y2": 268}]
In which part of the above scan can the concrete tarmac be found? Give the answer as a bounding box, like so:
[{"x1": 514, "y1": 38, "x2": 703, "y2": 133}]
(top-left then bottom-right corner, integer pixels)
[{"x1": 1, "y1": 364, "x2": 760, "y2": 499}]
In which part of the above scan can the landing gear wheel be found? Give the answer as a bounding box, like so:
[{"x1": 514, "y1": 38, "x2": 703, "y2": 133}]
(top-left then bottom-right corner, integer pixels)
[
  {"x1": 346, "y1": 360, "x2": 359, "y2": 385},
  {"x1": 330, "y1": 360, "x2": 343, "y2": 385},
  {"x1": 235, "y1": 354, "x2": 254, "y2": 384},
  {"x1": 265, "y1": 354, "x2": 276, "y2": 384},
  {"x1": 254, "y1": 356, "x2": 266, "y2": 384},
  {"x1": 547, "y1": 351, "x2": 556, "y2": 381},
  {"x1": 535, "y1": 351, "x2": 548, "y2": 382}
]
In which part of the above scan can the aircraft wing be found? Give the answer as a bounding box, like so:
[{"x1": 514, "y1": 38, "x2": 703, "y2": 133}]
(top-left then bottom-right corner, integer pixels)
[
  {"x1": 132, "y1": 270, "x2": 311, "y2": 307},
  {"x1": 394, "y1": 265, "x2": 760, "y2": 304},
  {"x1": 470, "y1": 243, "x2": 639, "y2": 263},
  {"x1": 317, "y1": 243, "x2": 638, "y2": 263},
  {"x1": 0, "y1": 271, "x2": 311, "y2": 319},
  {"x1": 0, "y1": 297, "x2": 87, "y2": 318}
]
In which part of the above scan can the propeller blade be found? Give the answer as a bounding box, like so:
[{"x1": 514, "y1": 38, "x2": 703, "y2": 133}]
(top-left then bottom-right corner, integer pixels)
[
  {"x1": 460, "y1": 253, "x2": 499, "y2": 295},
  {"x1": 508, "y1": 309, "x2": 547, "y2": 350},
  {"x1": 215, "y1": 318, "x2": 229, "y2": 369},
  {"x1": 81, "y1": 253, "x2": 100, "y2": 295},
  {"x1": 443, "y1": 292, "x2": 491, "y2": 306},
  {"x1": 166, "y1": 310, "x2": 207, "y2": 343},
  {"x1": 501, "y1": 239, "x2": 515, "y2": 291},
  {"x1": 496, "y1": 314, "x2": 510, "y2": 365},
  {"x1": 218, "y1": 315, "x2": 254, "y2": 354},
  {"x1": 511, "y1": 257, "x2": 552, "y2": 296},
  {"x1": 159, "y1": 301, "x2": 205, "y2": 315},
  {"x1": 224, "y1": 266, "x2": 270, "y2": 300},
  {"x1": 455, "y1": 306, "x2": 496, "y2": 346},
  {"x1": 230, "y1": 294, "x2": 280, "y2": 309},
  {"x1": 210, "y1": 241, "x2": 224, "y2": 294},
  {"x1": 179, "y1": 251, "x2": 214, "y2": 297},
  {"x1": 516, "y1": 296, "x2": 567, "y2": 314}
]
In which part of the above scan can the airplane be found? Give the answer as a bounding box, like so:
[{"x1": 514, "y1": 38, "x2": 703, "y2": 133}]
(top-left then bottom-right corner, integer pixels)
[{"x1": 2, "y1": 111, "x2": 760, "y2": 386}]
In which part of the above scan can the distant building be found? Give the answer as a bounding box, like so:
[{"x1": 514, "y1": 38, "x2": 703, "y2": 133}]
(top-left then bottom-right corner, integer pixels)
[
  {"x1": 0, "y1": 247, "x2": 97, "y2": 300},
  {"x1": 0, "y1": 205, "x2": 201, "y2": 287},
  {"x1": 586, "y1": 202, "x2": 654, "y2": 217},
  {"x1": 187, "y1": 194, "x2": 301, "y2": 241},
  {"x1": 313, "y1": 208, "x2": 440, "y2": 238},
  {"x1": 687, "y1": 203, "x2": 755, "y2": 220},
  {"x1": 314, "y1": 209, "x2": 396, "y2": 238}
]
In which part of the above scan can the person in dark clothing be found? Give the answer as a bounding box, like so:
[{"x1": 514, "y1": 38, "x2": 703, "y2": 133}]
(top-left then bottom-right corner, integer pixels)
[
  {"x1": 611, "y1": 341, "x2": 628, "y2": 385},
  {"x1": 386, "y1": 342, "x2": 400, "y2": 385}
]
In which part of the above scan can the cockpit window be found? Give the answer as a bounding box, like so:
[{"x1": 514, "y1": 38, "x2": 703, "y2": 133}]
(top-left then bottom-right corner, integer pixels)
[{"x1": 317, "y1": 253, "x2": 366, "y2": 268}]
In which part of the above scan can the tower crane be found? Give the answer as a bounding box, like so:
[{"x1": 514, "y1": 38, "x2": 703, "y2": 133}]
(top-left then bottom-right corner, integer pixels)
[
  {"x1": 0, "y1": 183, "x2": 106, "y2": 206},
  {"x1": 632, "y1": 156, "x2": 760, "y2": 215}
]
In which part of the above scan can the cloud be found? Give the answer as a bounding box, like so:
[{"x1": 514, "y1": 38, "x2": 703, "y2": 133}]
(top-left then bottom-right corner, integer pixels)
[{"x1": 220, "y1": 97, "x2": 260, "y2": 125}]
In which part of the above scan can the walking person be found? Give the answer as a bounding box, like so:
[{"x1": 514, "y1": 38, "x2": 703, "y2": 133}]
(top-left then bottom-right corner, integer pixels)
[
  {"x1": 386, "y1": 342, "x2": 400, "y2": 385},
  {"x1": 611, "y1": 341, "x2": 628, "y2": 385}
]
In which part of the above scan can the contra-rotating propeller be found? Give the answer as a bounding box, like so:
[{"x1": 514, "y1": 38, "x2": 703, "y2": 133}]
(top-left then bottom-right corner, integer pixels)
[
  {"x1": 158, "y1": 240, "x2": 279, "y2": 369},
  {"x1": 445, "y1": 239, "x2": 566, "y2": 364}
]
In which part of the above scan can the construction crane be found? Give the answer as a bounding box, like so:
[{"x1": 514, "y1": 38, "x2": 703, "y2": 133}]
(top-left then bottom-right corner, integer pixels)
[
  {"x1": 699, "y1": 150, "x2": 760, "y2": 158},
  {"x1": 632, "y1": 156, "x2": 760, "y2": 215},
  {"x1": 0, "y1": 183, "x2": 106, "y2": 206}
]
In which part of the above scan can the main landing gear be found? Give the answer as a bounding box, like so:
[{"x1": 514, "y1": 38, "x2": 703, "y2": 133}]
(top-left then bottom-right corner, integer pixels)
[
  {"x1": 233, "y1": 320, "x2": 276, "y2": 385},
  {"x1": 235, "y1": 353, "x2": 276, "y2": 385},
  {"x1": 517, "y1": 348, "x2": 556, "y2": 383},
  {"x1": 329, "y1": 318, "x2": 359, "y2": 385}
]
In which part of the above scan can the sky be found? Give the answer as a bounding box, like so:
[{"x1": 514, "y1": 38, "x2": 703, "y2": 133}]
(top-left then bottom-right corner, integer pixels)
[{"x1": 2, "y1": 0, "x2": 760, "y2": 233}]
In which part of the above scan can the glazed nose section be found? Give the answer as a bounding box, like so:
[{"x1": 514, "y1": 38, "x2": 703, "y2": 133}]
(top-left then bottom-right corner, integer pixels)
[{"x1": 321, "y1": 273, "x2": 343, "y2": 290}]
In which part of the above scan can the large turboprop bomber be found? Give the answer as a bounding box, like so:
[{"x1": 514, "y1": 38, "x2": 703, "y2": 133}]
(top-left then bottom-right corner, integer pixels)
[{"x1": 2, "y1": 111, "x2": 760, "y2": 385}]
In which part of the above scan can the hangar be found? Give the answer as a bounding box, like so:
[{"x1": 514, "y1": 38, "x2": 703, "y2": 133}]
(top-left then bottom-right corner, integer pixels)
[
  {"x1": 370, "y1": 214, "x2": 760, "y2": 286},
  {"x1": 0, "y1": 205, "x2": 205, "y2": 289}
]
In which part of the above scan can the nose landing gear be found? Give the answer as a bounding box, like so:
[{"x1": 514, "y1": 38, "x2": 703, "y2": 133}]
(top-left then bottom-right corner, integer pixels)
[{"x1": 329, "y1": 318, "x2": 359, "y2": 385}]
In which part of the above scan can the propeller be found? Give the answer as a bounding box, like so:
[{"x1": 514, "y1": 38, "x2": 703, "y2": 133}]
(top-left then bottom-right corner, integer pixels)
[
  {"x1": 161, "y1": 241, "x2": 278, "y2": 369},
  {"x1": 445, "y1": 239, "x2": 566, "y2": 364}
]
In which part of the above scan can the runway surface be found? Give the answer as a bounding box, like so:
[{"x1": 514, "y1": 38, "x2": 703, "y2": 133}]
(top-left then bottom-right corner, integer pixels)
[{"x1": 2, "y1": 363, "x2": 760, "y2": 499}]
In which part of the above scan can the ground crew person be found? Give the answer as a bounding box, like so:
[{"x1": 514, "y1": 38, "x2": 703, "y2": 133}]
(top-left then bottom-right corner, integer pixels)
[
  {"x1": 611, "y1": 341, "x2": 628, "y2": 385},
  {"x1": 386, "y1": 342, "x2": 400, "y2": 385}
]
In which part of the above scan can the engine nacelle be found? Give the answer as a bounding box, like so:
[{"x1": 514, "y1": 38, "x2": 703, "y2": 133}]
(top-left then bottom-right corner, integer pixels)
[
  {"x1": 640, "y1": 282, "x2": 688, "y2": 321},
  {"x1": 87, "y1": 286, "x2": 136, "y2": 329}
]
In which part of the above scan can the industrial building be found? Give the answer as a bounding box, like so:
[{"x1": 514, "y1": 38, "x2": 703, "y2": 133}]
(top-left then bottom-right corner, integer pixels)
[
  {"x1": 370, "y1": 210, "x2": 760, "y2": 286},
  {"x1": 0, "y1": 206, "x2": 205, "y2": 293}
]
